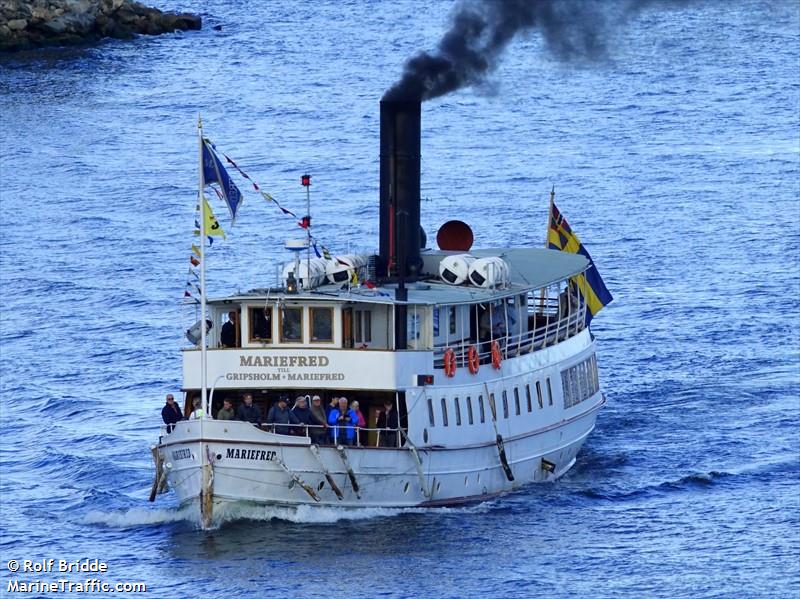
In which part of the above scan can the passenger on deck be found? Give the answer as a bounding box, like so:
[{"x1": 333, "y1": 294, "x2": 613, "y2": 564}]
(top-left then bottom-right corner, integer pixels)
[
  {"x1": 376, "y1": 399, "x2": 399, "y2": 447},
  {"x1": 216, "y1": 399, "x2": 235, "y2": 420},
  {"x1": 350, "y1": 400, "x2": 366, "y2": 445},
  {"x1": 220, "y1": 311, "x2": 238, "y2": 348},
  {"x1": 309, "y1": 395, "x2": 328, "y2": 445},
  {"x1": 189, "y1": 397, "x2": 205, "y2": 420},
  {"x1": 161, "y1": 394, "x2": 183, "y2": 433},
  {"x1": 266, "y1": 395, "x2": 300, "y2": 435},
  {"x1": 291, "y1": 395, "x2": 313, "y2": 436},
  {"x1": 326, "y1": 396, "x2": 339, "y2": 419},
  {"x1": 328, "y1": 396, "x2": 356, "y2": 445},
  {"x1": 237, "y1": 393, "x2": 261, "y2": 424}
]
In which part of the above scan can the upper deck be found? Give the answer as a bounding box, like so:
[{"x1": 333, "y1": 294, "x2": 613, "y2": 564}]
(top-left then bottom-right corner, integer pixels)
[{"x1": 183, "y1": 247, "x2": 591, "y2": 392}]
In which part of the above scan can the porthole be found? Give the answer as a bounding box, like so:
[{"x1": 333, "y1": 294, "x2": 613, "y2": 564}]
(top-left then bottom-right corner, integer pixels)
[
  {"x1": 288, "y1": 480, "x2": 296, "y2": 490},
  {"x1": 403, "y1": 482, "x2": 410, "y2": 494},
  {"x1": 423, "y1": 428, "x2": 429, "y2": 443},
  {"x1": 436, "y1": 481, "x2": 442, "y2": 492},
  {"x1": 477, "y1": 473, "x2": 481, "y2": 484},
  {"x1": 317, "y1": 481, "x2": 325, "y2": 491},
  {"x1": 216, "y1": 454, "x2": 222, "y2": 461},
  {"x1": 464, "y1": 476, "x2": 468, "y2": 486}
]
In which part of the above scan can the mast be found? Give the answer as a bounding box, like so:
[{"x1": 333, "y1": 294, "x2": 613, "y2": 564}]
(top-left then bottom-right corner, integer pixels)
[
  {"x1": 198, "y1": 116, "x2": 208, "y2": 417},
  {"x1": 304, "y1": 174, "x2": 311, "y2": 289},
  {"x1": 546, "y1": 185, "x2": 555, "y2": 248}
]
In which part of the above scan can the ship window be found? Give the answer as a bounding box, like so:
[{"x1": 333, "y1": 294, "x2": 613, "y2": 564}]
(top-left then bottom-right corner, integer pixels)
[
  {"x1": 478, "y1": 395, "x2": 485, "y2": 423},
  {"x1": 454, "y1": 397, "x2": 462, "y2": 426},
  {"x1": 449, "y1": 306, "x2": 457, "y2": 335},
  {"x1": 310, "y1": 307, "x2": 333, "y2": 342},
  {"x1": 562, "y1": 370, "x2": 573, "y2": 408},
  {"x1": 248, "y1": 307, "x2": 273, "y2": 343},
  {"x1": 513, "y1": 388, "x2": 521, "y2": 416},
  {"x1": 427, "y1": 398, "x2": 435, "y2": 427},
  {"x1": 585, "y1": 359, "x2": 593, "y2": 396},
  {"x1": 546, "y1": 378, "x2": 553, "y2": 406},
  {"x1": 466, "y1": 396, "x2": 474, "y2": 425},
  {"x1": 441, "y1": 398, "x2": 449, "y2": 426},
  {"x1": 353, "y1": 310, "x2": 372, "y2": 344},
  {"x1": 502, "y1": 390, "x2": 508, "y2": 419},
  {"x1": 280, "y1": 307, "x2": 303, "y2": 343},
  {"x1": 433, "y1": 307, "x2": 440, "y2": 337},
  {"x1": 525, "y1": 384, "x2": 532, "y2": 412},
  {"x1": 536, "y1": 381, "x2": 544, "y2": 409},
  {"x1": 591, "y1": 355, "x2": 599, "y2": 394},
  {"x1": 569, "y1": 367, "x2": 580, "y2": 406}
]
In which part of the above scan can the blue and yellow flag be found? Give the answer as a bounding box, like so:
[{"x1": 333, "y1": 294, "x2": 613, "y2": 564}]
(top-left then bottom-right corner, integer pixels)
[{"x1": 548, "y1": 201, "x2": 612, "y2": 324}]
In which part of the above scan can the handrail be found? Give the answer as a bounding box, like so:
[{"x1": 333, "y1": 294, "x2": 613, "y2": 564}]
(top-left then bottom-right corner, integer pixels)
[
  {"x1": 432, "y1": 308, "x2": 586, "y2": 367},
  {"x1": 159, "y1": 420, "x2": 404, "y2": 448},
  {"x1": 257, "y1": 422, "x2": 404, "y2": 447}
]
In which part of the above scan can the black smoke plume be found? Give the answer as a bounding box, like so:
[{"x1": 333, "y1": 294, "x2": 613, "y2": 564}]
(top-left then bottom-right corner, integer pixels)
[{"x1": 383, "y1": 0, "x2": 692, "y2": 102}]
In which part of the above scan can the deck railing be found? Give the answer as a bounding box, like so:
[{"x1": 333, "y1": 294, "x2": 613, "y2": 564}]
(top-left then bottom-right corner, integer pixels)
[
  {"x1": 433, "y1": 296, "x2": 587, "y2": 369},
  {"x1": 258, "y1": 422, "x2": 404, "y2": 448},
  {"x1": 161, "y1": 421, "x2": 405, "y2": 447}
]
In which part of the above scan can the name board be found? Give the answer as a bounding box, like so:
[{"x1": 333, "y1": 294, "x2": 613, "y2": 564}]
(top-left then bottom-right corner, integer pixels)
[{"x1": 225, "y1": 354, "x2": 345, "y2": 382}]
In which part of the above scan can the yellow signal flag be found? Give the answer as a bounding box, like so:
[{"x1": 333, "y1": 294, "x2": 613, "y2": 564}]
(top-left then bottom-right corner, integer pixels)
[
  {"x1": 202, "y1": 197, "x2": 226, "y2": 238},
  {"x1": 191, "y1": 244, "x2": 201, "y2": 257}
]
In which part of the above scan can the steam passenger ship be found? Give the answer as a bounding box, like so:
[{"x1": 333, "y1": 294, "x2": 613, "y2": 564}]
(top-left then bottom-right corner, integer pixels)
[{"x1": 151, "y1": 101, "x2": 609, "y2": 527}]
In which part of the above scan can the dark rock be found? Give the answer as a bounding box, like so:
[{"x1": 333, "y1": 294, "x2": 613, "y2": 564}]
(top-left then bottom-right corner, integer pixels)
[
  {"x1": 109, "y1": 22, "x2": 134, "y2": 40},
  {"x1": 0, "y1": 0, "x2": 202, "y2": 52}
]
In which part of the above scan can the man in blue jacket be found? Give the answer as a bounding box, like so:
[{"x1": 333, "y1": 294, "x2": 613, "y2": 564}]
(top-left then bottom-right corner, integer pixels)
[
  {"x1": 161, "y1": 393, "x2": 183, "y2": 433},
  {"x1": 266, "y1": 395, "x2": 300, "y2": 435},
  {"x1": 237, "y1": 393, "x2": 261, "y2": 424},
  {"x1": 327, "y1": 396, "x2": 357, "y2": 445}
]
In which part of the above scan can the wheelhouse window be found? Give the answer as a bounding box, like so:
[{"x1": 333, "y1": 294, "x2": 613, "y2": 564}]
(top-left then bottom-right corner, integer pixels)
[
  {"x1": 448, "y1": 306, "x2": 457, "y2": 335},
  {"x1": 354, "y1": 309, "x2": 372, "y2": 344},
  {"x1": 454, "y1": 397, "x2": 462, "y2": 426},
  {"x1": 441, "y1": 398, "x2": 449, "y2": 426},
  {"x1": 280, "y1": 307, "x2": 303, "y2": 343},
  {"x1": 249, "y1": 307, "x2": 272, "y2": 343},
  {"x1": 310, "y1": 307, "x2": 333, "y2": 342},
  {"x1": 466, "y1": 396, "x2": 474, "y2": 425}
]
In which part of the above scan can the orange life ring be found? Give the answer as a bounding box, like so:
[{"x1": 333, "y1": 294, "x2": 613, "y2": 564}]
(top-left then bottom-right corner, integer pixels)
[
  {"x1": 491, "y1": 340, "x2": 502, "y2": 370},
  {"x1": 443, "y1": 347, "x2": 457, "y2": 378},
  {"x1": 468, "y1": 346, "x2": 480, "y2": 374}
]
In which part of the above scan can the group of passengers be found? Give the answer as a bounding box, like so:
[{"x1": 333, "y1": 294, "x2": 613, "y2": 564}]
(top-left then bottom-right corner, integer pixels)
[{"x1": 161, "y1": 392, "x2": 399, "y2": 447}]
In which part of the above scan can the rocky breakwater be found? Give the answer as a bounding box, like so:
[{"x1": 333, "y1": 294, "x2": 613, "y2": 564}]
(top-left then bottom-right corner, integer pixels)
[{"x1": 0, "y1": 0, "x2": 201, "y2": 52}]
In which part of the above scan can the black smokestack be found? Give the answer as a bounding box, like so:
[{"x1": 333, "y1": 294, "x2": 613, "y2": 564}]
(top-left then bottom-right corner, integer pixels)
[
  {"x1": 383, "y1": 0, "x2": 693, "y2": 102},
  {"x1": 379, "y1": 100, "x2": 422, "y2": 282},
  {"x1": 379, "y1": 100, "x2": 422, "y2": 351}
]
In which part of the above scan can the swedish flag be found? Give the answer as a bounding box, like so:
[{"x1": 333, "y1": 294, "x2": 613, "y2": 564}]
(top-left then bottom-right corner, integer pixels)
[{"x1": 548, "y1": 201, "x2": 613, "y2": 324}]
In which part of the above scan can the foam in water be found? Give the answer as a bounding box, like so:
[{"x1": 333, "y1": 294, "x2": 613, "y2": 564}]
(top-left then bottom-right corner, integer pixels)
[
  {"x1": 83, "y1": 505, "x2": 199, "y2": 528},
  {"x1": 83, "y1": 500, "x2": 495, "y2": 530}
]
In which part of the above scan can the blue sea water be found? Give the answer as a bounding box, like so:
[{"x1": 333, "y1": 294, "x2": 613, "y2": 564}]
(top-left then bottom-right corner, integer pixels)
[{"x1": 1, "y1": 1, "x2": 798, "y2": 597}]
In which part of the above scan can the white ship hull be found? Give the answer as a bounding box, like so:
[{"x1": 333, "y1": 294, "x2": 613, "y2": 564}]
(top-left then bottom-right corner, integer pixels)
[
  {"x1": 159, "y1": 400, "x2": 600, "y2": 511},
  {"x1": 156, "y1": 329, "x2": 604, "y2": 516}
]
